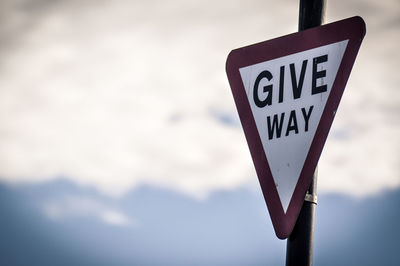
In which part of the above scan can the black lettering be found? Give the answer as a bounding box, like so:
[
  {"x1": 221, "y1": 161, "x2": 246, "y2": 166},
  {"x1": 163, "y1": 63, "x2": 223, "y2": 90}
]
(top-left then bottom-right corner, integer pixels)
[
  {"x1": 301, "y1": 105, "x2": 314, "y2": 132},
  {"x1": 312, "y1": 54, "x2": 328, "y2": 95},
  {"x1": 267, "y1": 113, "x2": 285, "y2": 140},
  {"x1": 279, "y1": 66, "x2": 284, "y2": 103},
  {"x1": 253, "y1": 70, "x2": 273, "y2": 108},
  {"x1": 290, "y1": 60, "x2": 308, "y2": 99},
  {"x1": 285, "y1": 110, "x2": 299, "y2": 136}
]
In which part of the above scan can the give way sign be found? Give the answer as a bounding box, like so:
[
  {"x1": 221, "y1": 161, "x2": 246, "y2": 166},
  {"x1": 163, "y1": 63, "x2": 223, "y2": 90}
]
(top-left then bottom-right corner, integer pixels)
[{"x1": 225, "y1": 16, "x2": 366, "y2": 239}]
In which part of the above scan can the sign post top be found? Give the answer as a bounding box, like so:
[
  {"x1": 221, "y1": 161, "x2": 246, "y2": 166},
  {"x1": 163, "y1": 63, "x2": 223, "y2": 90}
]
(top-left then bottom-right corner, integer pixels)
[{"x1": 226, "y1": 16, "x2": 365, "y2": 239}]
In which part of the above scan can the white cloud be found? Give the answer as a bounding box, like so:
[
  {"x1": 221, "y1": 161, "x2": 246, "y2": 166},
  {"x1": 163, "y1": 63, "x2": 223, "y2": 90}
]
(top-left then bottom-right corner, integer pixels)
[
  {"x1": 0, "y1": 0, "x2": 398, "y2": 199},
  {"x1": 42, "y1": 195, "x2": 133, "y2": 227},
  {"x1": 101, "y1": 210, "x2": 132, "y2": 227},
  {"x1": 318, "y1": 0, "x2": 400, "y2": 196}
]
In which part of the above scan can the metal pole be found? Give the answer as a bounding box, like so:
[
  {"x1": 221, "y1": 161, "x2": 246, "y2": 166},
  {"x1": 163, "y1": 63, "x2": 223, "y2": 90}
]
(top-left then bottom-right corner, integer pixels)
[
  {"x1": 286, "y1": 168, "x2": 318, "y2": 266},
  {"x1": 298, "y1": 0, "x2": 326, "y2": 31},
  {"x1": 286, "y1": 1, "x2": 326, "y2": 266}
]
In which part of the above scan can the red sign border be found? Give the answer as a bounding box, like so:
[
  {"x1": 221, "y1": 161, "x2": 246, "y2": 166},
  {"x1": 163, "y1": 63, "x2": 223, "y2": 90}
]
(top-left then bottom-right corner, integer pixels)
[{"x1": 226, "y1": 16, "x2": 366, "y2": 239}]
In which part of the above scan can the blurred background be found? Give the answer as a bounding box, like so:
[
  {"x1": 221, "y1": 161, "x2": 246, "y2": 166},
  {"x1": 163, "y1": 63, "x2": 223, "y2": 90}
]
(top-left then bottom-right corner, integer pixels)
[{"x1": 0, "y1": 0, "x2": 399, "y2": 265}]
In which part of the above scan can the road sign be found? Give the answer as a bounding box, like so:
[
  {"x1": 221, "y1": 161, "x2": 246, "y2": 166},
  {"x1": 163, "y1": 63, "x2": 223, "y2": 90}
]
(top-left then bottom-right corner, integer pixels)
[{"x1": 226, "y1": 16, "x2": 365, "y2": 239}]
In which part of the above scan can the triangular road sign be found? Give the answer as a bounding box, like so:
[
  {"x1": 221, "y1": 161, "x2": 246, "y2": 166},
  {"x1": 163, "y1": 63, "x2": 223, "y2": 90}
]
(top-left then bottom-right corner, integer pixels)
[{"x1": 226, "y1": 16, "x2": 366, "y2": 239}]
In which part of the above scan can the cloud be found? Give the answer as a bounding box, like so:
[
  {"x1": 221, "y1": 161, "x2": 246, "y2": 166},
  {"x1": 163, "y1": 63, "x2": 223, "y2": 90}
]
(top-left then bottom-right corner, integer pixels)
[
  {"x1": 42, "y1": 195, "x2": 133, "y2": 227},
  {"x1": 318, "y1": 0, "x2": 400, "y2": 196},
  {"x1": 0, "y1": 0, "x2": 398, "y2": 199}
]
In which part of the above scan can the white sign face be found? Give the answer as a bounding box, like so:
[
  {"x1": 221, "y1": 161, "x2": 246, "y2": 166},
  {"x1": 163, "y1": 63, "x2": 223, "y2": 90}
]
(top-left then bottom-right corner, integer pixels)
[{"x1": 239, "y1": 40, "x2": 348, "y2": 212}]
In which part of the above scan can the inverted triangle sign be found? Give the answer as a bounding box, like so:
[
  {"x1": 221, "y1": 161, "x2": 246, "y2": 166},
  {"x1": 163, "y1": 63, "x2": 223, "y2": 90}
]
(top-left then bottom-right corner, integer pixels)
[{"x1": 225, "y1": 16, "x2": 366, "y2": 239}]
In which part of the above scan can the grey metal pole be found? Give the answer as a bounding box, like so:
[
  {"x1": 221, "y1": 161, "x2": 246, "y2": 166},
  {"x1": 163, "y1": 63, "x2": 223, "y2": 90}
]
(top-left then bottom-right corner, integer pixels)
[{"x1": 286, "y1": 1, "x2": 326, "y2": 266}]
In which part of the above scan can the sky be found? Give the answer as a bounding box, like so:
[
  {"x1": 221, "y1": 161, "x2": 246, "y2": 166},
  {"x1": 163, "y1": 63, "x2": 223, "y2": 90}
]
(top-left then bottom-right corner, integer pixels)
[
  {"x1": 0, "y1": 0, "x2": 399, "y2": 200},
  {"x1": 0, "y1": 0, "x2": 399, "y2": 265}
]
